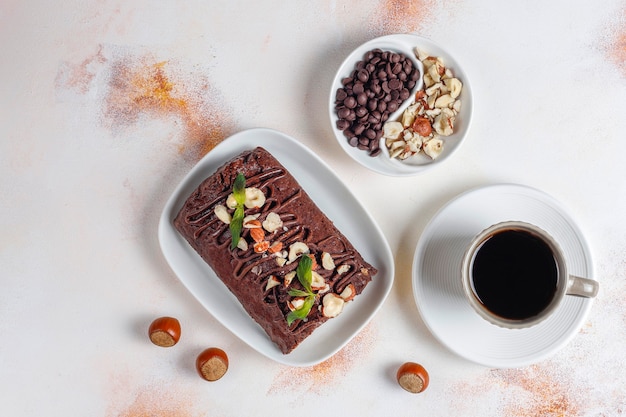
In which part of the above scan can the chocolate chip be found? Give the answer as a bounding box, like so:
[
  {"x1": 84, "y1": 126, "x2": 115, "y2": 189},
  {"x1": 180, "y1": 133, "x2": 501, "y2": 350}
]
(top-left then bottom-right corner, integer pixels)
[
  {"x1": 336, "y1": 89, "x2": 347, "y2": 101},
  {"x1": 353, "y1": 124, "x2": 366, "y2": 135},
  {"x1": 336, "y1": 119, "x2": 350, "y2": 130},
  {"x1": 334, "y1": 48, "x2": 421, "y2": 158},
  {"x1": 343, "y1": 96, "x2": 357, "y2": 109},
  {"x1": 388, "y1": 79, "x2": 401, "y2": 90},
  {"x1": 337, "y1": 107, "x2": 351, "y2": 119}
]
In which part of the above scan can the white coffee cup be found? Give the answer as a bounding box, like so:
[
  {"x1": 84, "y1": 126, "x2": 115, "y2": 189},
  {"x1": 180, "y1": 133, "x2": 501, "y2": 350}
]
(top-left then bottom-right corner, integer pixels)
[{"x1": 461, "y1": 221, "x2": 599, "y2": 329}]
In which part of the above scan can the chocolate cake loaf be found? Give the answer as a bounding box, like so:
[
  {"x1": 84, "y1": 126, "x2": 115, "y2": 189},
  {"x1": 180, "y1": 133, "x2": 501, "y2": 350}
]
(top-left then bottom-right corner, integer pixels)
[{"x1": 174, "y1": 147, "x2": 377, "y2": 354}]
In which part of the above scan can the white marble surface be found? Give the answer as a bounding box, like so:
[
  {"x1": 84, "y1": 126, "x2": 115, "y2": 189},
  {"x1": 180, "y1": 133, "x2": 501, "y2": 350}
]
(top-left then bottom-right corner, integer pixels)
[{"x1": 2, "y1": 1, "x2": 626, "y2": 415}]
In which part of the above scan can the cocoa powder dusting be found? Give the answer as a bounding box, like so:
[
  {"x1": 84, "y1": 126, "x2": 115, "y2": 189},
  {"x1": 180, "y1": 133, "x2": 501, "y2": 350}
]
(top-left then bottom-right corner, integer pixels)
[
  {"x1": 604, "y1": 9, "x2": 626, "y2": 77},
  {"x1": 497, "y1": 366, "x2": 579, "y2": 416},
  {"x1": 103, "y1": 56, "x2": 233, "y2": 160},
  {"x1": 369, "y1": 0, "x2": 436, "y2": 35},
  {"x1": 446, "y1": 364, "x2": 584, "y2": 416},
  {"x1": 268, "y1": 323, "x2": 375, "y2": 395},
  {"x1": 55, "y1": 45, "x2": 107, "y2": 94},
  {"x1": 107, "y1": 385, "x2": 200, "y2": 417}
]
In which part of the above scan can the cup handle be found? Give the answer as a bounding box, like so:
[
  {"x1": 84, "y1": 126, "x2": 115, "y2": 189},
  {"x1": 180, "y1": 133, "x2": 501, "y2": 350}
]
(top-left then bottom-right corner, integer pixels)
[{"x1": 567, "y1": 275, "x2": 599, "y2": 298}]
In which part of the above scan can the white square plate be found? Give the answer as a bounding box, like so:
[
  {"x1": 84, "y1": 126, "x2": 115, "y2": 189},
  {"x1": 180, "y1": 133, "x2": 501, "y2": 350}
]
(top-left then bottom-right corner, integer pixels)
[{"x1": 158, "y1": 128, "x2": 394, "y2": 366}]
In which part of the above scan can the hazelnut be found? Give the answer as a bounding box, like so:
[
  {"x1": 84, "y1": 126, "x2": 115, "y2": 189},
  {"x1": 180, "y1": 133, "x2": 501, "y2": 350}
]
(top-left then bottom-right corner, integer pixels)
[
  {"x1": 339, "y1": 283, "x2": 356, "y2": 302},
  {"x1": 196, "y1": 347, "x2": 229, "y2": 381},
  {"x1": 148, "y1": 316, "x2": 181, "y2": 347},
  {"x1": 321, "y1": 293, "x2": 345, "y2": 318},
  {"x1": 396, "y1": 362, "x2": 429, "y2": 393}
]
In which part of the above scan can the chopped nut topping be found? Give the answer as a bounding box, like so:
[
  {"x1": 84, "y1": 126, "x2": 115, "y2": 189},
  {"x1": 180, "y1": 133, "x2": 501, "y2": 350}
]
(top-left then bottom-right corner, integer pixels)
[
  {"x1": 383, "y1": 48, "x2": 463, "y2": 161},
  {"x1": 321, "y1": 252, "x2": 335, "y2": 270},
  {"x1": 284, "y1": 271, "x2": 296, "y2": 287},
  {"x1": 321, "y1": 293, "x2": 345, "y2": 318},
  {"x1": 337, "y1": 264, "x2": 351, "y2": 275},
  {"x1": 262, "y1": 212, "x2": 283, "y2": 233},
  {"x1": 237, "y1": 238, "x2": 248, "y2": 251},
  {"x1": 244, "y1": 187, "x2": 266, "y2": 209},
  {"x1": 265, "y1": 275, "x2": 280, "y2": 291},
  {"x1": 288, "y1": 242, "x2": 309, "y2": 263},
  {"x1": 249, "y1": 228, "x2": 265, "y2": 243},
  {"x1": 214, "y1": 204, "x2": 231, "y2": 224},
  {"x1": 253, "y1": 241, "x2": 270, "y2": 253},
  {"x1": 339, "y1": 283, "x2": 356, "y2": 302},
  {"x1": 288, "y1": 297, "x2": 306, "y2": 311},
  {"x1": 310, "y1": 271, "x2": 326, "y2": 291},
  {"x1": 267, "y1": 241, "x2": 283, "y2": 254},
  {"x1": 243, "y1": 217, "x2": 262, "y2": 228}
]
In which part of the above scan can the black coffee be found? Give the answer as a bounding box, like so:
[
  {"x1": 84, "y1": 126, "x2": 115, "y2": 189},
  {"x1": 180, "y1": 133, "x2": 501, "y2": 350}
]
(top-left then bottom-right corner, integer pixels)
[{"x1": 471, "y1": 229, "x2": 558, "y2": 320}]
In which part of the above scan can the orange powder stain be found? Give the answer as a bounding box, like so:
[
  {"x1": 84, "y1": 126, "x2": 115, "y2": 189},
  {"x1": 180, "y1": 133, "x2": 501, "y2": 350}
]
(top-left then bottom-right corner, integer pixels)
[
  {"x1": 268, "y1": 323, "x2": 376, "y2": 395},
  {"x1": 448, "y1": 364, "x2": 583, "y2": 416},
  {"x1": 493, "y1": 365, "x2": 580, "y2": 417},
  {"x1": 604, "y1": 7, "x2": 626, "y2": 78},
  {"x1": 55, "y1": 45, "x2": 108, "y2": 94},
  {"x1": 107, "y1": 385, "x2": 201, "y2": 417},
  {"x1": 369, "y1": 0, "x2": 437, "y2": 36},
  {"x1": 608, "y1": 32, "x2": 626, "y2": 78},
  {"x1": 103, "y1": 56, "x2": 233, "y2": 160}
]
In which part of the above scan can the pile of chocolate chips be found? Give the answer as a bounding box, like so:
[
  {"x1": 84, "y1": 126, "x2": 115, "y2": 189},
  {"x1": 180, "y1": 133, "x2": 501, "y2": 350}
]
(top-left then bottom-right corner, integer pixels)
[{"x1": 334, "y1": 49, "x2": 421, "y2": 157}]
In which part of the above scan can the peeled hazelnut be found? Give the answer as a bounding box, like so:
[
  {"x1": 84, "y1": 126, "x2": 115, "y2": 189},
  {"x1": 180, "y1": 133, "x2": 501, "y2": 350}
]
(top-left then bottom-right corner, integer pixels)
[
  {"x1": 262, "y1": 212, "x2": 283, "y2": 233},
  {"x1": 196, "y1": 347, "x2": 229, "y2": 382},
  {"x1": 321, "y1": 252, "x2": 335, "y2": 270},
  {"x1": 396, "y1": 362, "x2": 429, "y2": 393},
  {"x1": 321, "y1": 293, "x2": 345, "y2": 318},
  {"x1": 244, "y1": 187, "x2": 266, "y2": 209},
  {"x1": 265, "y1": 275, "x2": 281, "y2": 291},
  {"x1": 288, "y1": 242, "x2": 309, "y2": 262},
  {"x1": 283, "y1": 271, "x2": 296, "y2": 287},
  {"x1": 339, "y1": 283, "x2": 356, "y2": 302},
  {"x1": 213, "y1": 205, "x2": 231, "y2": 224},
  {"x1": 148, "y1": 317, "x2": 181, "y2": 347},
  {"x1": 310, "y1": 271, "x2": 327, "y2": 291}
]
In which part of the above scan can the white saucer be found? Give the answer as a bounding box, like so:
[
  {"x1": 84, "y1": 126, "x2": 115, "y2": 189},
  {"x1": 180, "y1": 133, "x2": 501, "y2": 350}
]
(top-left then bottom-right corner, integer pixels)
[{"x1": 412, "y1": 184, "x2": 595, "y2": 368}]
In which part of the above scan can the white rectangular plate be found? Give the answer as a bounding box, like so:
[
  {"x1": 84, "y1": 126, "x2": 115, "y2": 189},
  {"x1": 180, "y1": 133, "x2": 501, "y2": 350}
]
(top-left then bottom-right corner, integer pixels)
[{"x1": 158, "y1": 128, "x2": 394, "y2": 366}]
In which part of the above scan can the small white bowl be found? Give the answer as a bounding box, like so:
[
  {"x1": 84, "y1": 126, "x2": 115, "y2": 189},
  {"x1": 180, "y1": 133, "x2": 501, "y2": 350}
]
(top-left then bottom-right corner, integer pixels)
[{"x1": 329, "y1": 34, "x2": 473, "y2": 177}]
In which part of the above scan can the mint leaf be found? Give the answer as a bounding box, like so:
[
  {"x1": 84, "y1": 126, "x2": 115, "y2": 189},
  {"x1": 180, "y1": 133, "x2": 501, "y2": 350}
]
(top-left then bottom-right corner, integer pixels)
[
  {"x1": 287, "y1": 288, "x2": 310, "y2": 297},
  {"x1": 296, "y1": 255, "x2": 313, "y2": 293},
  {"x1": 230, "y1": 205, "x2": 244, "y2": 249},
  {"x1": 229, "y1": 173, "x2": 246, "y2": 249},
  {"x1": 233, "y1": 173, "x2": 246, "y2": 205},
  {"x1": 286, "y1": 256, "x2": 316, "y2": 325},
  {"x1": 286, "y1": 295, "x2": 315, "y2": 326}
]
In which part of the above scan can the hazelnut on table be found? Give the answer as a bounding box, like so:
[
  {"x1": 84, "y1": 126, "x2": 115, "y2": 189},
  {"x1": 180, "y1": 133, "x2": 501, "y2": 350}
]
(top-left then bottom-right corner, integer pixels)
[
  {"x1": 148, "y1": 316, "x2": 181, "y2": 347},
  {"x1": 396, "y1": 362, "x2": 429, "y2": 393},
  {"x1": 196, "y1": 347, "x2": 229, "y2": 381}
]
